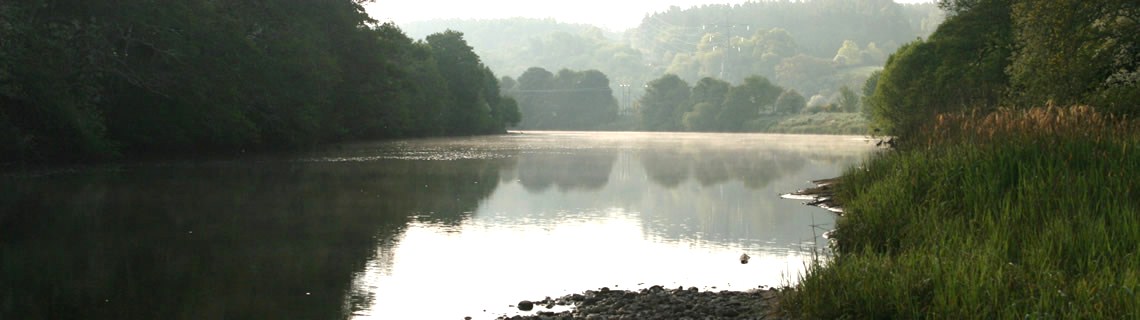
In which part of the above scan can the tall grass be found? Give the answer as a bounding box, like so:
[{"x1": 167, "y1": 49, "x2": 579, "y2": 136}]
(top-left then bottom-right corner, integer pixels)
[{"x1": 780, "y1": 105, "x2": 1140, "y2": 318}]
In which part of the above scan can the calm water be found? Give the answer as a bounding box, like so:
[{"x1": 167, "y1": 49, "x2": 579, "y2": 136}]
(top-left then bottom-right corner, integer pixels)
[{"x1": 0, "y1": 132, "x2": 874, "y2": 319}]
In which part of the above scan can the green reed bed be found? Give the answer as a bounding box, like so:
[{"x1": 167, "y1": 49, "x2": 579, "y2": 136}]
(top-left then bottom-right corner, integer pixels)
[{"x1": 781, "y1": 106, "x2": 1140, "y2": 319}]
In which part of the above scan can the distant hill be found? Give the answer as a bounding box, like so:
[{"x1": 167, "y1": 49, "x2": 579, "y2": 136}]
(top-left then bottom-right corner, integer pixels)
[
  {"x1": 401, "y1": 18, "x2": 624, "y2": 78},
  {"x1": 398, "y1": 1, "x2": 944, "y2": 109}
]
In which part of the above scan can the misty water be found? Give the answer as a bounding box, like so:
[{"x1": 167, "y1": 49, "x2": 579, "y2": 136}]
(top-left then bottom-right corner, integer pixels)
[{"x1": 1, "y1": 132, "x2": 875, "y2": 319}]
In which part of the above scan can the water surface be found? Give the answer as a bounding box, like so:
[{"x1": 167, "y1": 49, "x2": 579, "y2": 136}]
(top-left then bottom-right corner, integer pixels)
[{"x1": 0, "y1": 132, "x2": 874, "y2": 319}]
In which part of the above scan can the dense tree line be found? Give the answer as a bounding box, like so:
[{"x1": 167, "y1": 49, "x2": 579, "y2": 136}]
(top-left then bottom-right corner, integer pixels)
[
  {"x1": 634, "y1": 0, "x2": 943, "y2": 90},
  {"x1": 403, "y1": 2, "x2": 942, "y2": 119},
  {"x1": 866, "y1": 0, "x2": 1138, "y2": 140},
  {"x1": 502, "y1": 67, "x2": 618, "y2": 130},
  {"x1": 0, "y1": 0, "x2": 519, "y2": 164},
  {"x1": 403, "y1": 18, "x2": 641, "y2": 83},
  {"x1": 406, "y1": 18, "x2": 657, "y2": 112},
  {"x1": 638, "y1": 74, "x2": 808, "y2": 132},
  {"x1": 633, "y1": 0, "x2": 942, "y2": 60}
]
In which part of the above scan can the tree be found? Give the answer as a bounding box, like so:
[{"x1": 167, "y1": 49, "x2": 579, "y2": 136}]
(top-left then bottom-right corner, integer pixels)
[
  {"x1": 513, "y1": 67, "x2": 555, "y2": 129},
  {"x1": 775, "y1": 90, "x2": 806, "y2": 114},
  {"x1": 837, "y1": 86, "x2": 859, "y2": 113},
  {"x1": 427, "y1": 30, "x2": 505, "y2": 135},
  {"x1": 718, "y1": 76, "x2": 784, "y2": 131},
  {"x1": 507, "y1": 67, "x2": 617, "y2": 130},
  {"x1": 499, "y1": 76, "x2": 517, "y2": 93},
  {"x1": 861, "y1": 70, "x2": 882, "y2": 119},
  {"x1": 868, "y1": 0, "x2": 1012, "y2": 139},
  {"x1": 683, "y1": 77, "x2": 731, "y2": 131},
  {"x1": 683, "y1": 102, "x2": 720, "y2": 132},
  {"x1": 775, "y1": 54, "x2": 836, "y2": 98},
  {"x1": 833, "y1": 40, "x2": 864, "y2": 66},
  {"x1": 1008, "y1": 0, "x2": 1138, "y2": 111},
  {"x1": 0, "y1": 1, "x2": 519, "y2": 164},
  {"x1": 639, "y1": 74, "x2": 692, "y2": 131}
]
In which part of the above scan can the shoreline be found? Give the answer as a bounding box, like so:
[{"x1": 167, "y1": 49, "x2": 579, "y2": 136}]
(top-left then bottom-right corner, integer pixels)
[
  {"x1": 493, "y1": 178, "x2": 847, "y2": 320},
  {"x1": 494, "y1": 285, "x2": 786, "y2": 320},
  {"x1": 780, "y1": 177, "x2": 843, "y2": 214}
]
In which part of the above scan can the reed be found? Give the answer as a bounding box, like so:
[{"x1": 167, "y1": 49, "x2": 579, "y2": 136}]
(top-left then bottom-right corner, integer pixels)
[
  {"x1": 780, "y1": 105, "x2": 1140, "y2": 319},
  {"x1": 919, "y1": 104, "x2": 1137, "y2": 148}
]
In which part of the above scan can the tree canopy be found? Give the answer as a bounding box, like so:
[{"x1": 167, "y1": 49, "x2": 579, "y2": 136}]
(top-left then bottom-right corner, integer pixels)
[
  {"x1": 0, "y1": 0, "x2": 519, "y2": 164},
  {"x1": 643, "y1": 74, "x2": 812, "y2": 132},
  {"x1": 866, "y1": 0, "x2": 1137, "y2": 141},
  {"x1": 504, "y1": 67, "x2": 618, "y2": 130},
  {"x1": 401, "y1": 2, "x2": 943, "y2": 119}
]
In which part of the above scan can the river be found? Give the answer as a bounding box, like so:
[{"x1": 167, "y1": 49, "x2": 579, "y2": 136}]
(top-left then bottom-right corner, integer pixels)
[{"x1": 0, "y1": 131, "x2": 875, "y2": 319}]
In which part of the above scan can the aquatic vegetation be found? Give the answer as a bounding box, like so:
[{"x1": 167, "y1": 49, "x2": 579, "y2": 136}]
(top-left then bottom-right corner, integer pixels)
[{"x1": 782, "y1": 106, "x2": 1140, "y2": 318}]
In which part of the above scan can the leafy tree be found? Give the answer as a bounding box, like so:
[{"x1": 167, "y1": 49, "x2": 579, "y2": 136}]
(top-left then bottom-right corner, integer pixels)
[
  {"x1": 0, "y1": 1, "x2": 519, "y2": 164},
  {"x1": 1008, "y1": 0, "x2": 1139, "y2": 111},
  {"x1": 861, "y1": 70, "x2": 882, "y2": 119},
  {"x1": 0, "y1": 4, "x2": 117, "y2": 161},
  {"x1": 499, "y1": 76, "x2": 518, "y2": 93},
  {"x1": 838, "y1": 86, "x2": 859, "y2": 113},
  {"x1": 497, "y1": 97, "x2": 522, "y2": 127},
  {"x1": 833, "y1": 40, "x2": 864, "y2": 66},
  {"x1": 639, "y1": 74, "x2": 692, "y2": 131},
  {"x1": 508, "y1": 67, "x2": 617, "y2": 130},
  {"x1": 868, "y1": 0, "x2": 1012, "y2": 138},
  {"x1": 681, "y1": 78, "x2": 729, "y2": 131},
  {"x1": 483, "y1": 66, "x2": 522, "y2": 130},
  {"x1": 690, "y1": 77, "x2": 732, "y2": 107},
  {"x1": 719, "y1": 76, "x2": 784, "y2": 131},
  {"x1": 427, "y1": 30, "x2": 494, "y2": 135},
  {"x1": 775, "y1": 90, "x2": 806, "y2": 114},
  {"x1": 514, "y1": 67, "x2": 557, "y2": 128}
]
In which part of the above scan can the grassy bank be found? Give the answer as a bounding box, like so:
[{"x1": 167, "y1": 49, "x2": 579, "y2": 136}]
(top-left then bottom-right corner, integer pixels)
[
  {"x1": 747, "y1": 113, "x2": 868, "y2": 135},
  {"x1": 574, "y1": 112, "x2": 867, "y2": 135},
  {"x1": 781, "y1": 106, "x2": 1140, "y2": 318}
]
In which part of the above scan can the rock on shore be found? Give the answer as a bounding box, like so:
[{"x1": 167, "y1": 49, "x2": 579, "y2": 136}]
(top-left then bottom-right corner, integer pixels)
[{"x1": 496, "y1": 285, "x2": 784, "y2": 320}]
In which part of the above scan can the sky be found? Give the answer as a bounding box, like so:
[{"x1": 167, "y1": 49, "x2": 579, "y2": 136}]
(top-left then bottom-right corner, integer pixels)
[{"x1": 364, "y1": 0, "x2": 937, "y2": 31}]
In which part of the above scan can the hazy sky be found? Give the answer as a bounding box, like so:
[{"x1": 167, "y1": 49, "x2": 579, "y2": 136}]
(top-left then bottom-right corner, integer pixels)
[{"x1": 365, "y1": 0, "x2": 937, "y2": 31}]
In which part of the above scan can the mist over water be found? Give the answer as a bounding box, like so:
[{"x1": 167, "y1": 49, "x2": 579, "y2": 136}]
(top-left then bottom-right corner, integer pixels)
[{"x1": 1, "y1": 132, "x2": 874, "y2": 319}]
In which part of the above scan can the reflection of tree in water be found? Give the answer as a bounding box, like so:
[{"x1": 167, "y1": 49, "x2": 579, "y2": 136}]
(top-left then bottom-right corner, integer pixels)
[
  {"x1": 382, "y1": 159, "x2": 511, "y2": 226},
  {"x1": 639, "y1": 151, "x2": 691, "y2": 188},
  {"x1": 638, "y1": 143, "x2": 810, "y2": 190},
  {"x1": 514, "y1": 150, "x2": 617, "y2": 193},
  {"x1": 0, "y1": 155, "x2": 513, "y2": 319},
  {"x1": 631, "y1": 139, "x2": 869, "y2": 249}
]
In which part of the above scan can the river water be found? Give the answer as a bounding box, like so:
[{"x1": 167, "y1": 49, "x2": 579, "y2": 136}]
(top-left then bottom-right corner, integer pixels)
[{"x1": 0, "y1": 131, "x2": 875, "y2": 319}]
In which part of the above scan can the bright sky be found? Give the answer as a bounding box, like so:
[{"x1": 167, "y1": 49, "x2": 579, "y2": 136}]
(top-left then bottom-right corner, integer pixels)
[{"x1": 365, "y1": 0, "x2": 937, "y2": 31}]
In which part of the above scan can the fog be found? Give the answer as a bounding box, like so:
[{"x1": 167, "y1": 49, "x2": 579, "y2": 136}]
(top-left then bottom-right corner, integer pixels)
[{"x1": 366, "y1": 0, "x2": 935, "y2": 31}]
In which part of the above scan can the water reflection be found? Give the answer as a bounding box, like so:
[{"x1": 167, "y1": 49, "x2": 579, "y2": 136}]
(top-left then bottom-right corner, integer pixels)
[
  {"x1": 513, "y1": 151, "x2": 616, "y2": 192},
  {"x1": 0, "y1": 132, "x2": 874, "y2": 320}
]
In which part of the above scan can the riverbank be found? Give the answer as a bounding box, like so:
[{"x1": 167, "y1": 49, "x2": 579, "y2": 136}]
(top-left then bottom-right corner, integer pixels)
[
  {"x1": 590, "y1": 113, "x2": 867, "y2": 135},
  {"x1": 490, "y1": 176, "x2": 855, "y2": 320},
  {"x1": 496, "y1": 285, "x2": 785, "y2": 320},
  {"x1": 779, "y1": 106, "x2": 1140, "y2": 318},
  {"x1": 747, "y1": 113, "x2": 867, "y2": 135},
  {"x1": 781, "y1": 177, "x2": 844, "y2": 214}
]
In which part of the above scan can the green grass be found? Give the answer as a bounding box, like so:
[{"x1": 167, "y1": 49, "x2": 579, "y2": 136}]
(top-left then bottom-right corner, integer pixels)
[
  {"x1": 521, "y1": 112, "x2": 869, "y2": 135},
  {"x1": 746, "y1": 112, "x2": 868, "y2": 135},
  {"x1": 780, "y1": 106, "x2": 1140, "y2": 318}
]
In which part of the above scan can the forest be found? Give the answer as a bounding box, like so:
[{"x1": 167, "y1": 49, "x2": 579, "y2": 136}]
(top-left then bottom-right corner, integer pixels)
[
  {"x1": 0, "y1": 0, "x2": 952, "y2": 165},
  {"x1": 500, "y1": 67, "x2": 619, "y2": 130},
  {"x1": 405, "y1": 0, "x2": 942, "y2": 132},
  {"x1": 0, "y1": 0, "x2": 519, "y2": 164}
]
